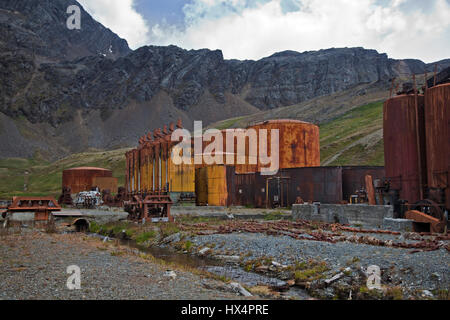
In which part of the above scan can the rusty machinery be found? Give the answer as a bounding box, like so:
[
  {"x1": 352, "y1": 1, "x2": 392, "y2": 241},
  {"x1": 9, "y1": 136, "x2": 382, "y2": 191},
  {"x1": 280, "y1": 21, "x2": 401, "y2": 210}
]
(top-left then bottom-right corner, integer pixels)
[
  {"x1": 124, "y1": 121, "x2": 182, "y2": 222},
  {"x1": 383, "y1": 70, "x2": 450, "y2": 233},
  {"x1": 2, "y1": 196, "x2": 61, "y2": 224},
  {"x1": 102, "y1": 187, "x2": 127, "y2": 207},
  {"x1": 58, "y1": 186, "x2": 73, "y2": 206}
]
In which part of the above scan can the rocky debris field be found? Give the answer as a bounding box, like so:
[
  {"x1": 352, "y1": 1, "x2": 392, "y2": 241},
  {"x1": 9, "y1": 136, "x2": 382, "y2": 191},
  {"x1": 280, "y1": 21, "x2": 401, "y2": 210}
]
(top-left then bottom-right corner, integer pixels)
[
  {"x1": 160, "y1": 218, "x2": 450, "y2": 300},
  {"x1": 0, "y1": 228, "x2": 254, "y2": 300},
  {"x1": 1, "y1": 216, "x2": 449, "y2": 300}
]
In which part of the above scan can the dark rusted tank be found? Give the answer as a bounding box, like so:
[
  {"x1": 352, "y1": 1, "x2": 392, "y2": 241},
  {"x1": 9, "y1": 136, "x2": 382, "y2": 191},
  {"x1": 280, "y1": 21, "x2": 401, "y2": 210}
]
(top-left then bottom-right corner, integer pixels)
[
  {"x1": 383, "y1": 94, "x2": 427, "y2": 204},
  {"x1": 341, "y1": 166, "x2": 385, "y2": 202},
  {"x1": 424, "y1": 83, "x2": 450, "y2": 210},
  {"x1": 237, "y1": 119, "x2": 320, "y2": 173},
  {"x1": 62, "y1": 167, "x2": 113, "y2": 194}
]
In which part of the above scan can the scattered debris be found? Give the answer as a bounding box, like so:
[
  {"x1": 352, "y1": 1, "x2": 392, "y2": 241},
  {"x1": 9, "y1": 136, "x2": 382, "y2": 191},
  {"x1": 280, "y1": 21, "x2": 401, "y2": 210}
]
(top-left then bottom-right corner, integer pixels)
[
  {"x1": 198, "y1": 247, "x2": 211, "y2": 255},
  {"x1": 324, "y1": 267, "x2": 351, "y2": 285},
  {"x1": 215, "y1": 255, "x2": 241, "y2": 262},
  {"x1": 163, "y1": 270, "x2": 177, "y2": 280},
  {"x1": 421, "y1": 290, "x2": 434, "y2": 298},
  {"x1": 229, "y1": 282, "x2": 252, "y2": 297},
  {"x1": 271, "y1": 261, "x2": 288, "y2": 269}
]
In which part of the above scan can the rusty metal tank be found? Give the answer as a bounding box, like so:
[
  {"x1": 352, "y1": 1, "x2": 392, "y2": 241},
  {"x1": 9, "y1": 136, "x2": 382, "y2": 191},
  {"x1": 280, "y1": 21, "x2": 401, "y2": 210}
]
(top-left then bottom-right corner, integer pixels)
[
  {"x1": 424, "y1": 83, "x2": 450, "y2": 210},
  {"x1": 237, "y1": 119, "x2": 320, "y2": 173},
  {"x1": 383, "y1": 94, "x2": 427, "y2": 204},
  {"x1": 62, "y1": 167, "x2": 113, "y2": 194}
]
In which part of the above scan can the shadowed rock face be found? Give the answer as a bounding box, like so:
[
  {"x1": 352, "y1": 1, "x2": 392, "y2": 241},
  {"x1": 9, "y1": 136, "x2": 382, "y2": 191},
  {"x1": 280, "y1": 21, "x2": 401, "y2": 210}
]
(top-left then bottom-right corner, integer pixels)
[
  {"x1": 0, "y1": 0, "x2": 131, "y2": 61},
  {"x1": 0, "y1": 0, "x2": 449, "y2": 159}
]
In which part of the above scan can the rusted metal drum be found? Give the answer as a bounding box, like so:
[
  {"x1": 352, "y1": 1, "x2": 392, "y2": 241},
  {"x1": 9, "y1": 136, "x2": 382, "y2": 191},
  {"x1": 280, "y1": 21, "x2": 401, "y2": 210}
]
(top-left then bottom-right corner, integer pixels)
[
  {"x1": 238, "y1": 119, "x2": 320, "y2": 173},
  {"x1": 62, "y1": 167, "x2": 113, "y2": 194},
  {"x1": 383, "y1": 94, "x2": 427, "y2": 204},
  {"x1": 424, "y1": 83, "x2": 450, "y2": 210}
]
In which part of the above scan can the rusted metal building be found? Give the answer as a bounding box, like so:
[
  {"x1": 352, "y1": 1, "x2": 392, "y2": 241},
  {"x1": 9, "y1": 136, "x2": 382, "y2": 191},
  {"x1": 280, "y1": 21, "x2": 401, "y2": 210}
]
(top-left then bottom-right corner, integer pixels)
[
  {"x1": 424, "y1": 83, "x2": 450, "y2": 211},
  {"x1": 194, "y1": 166, "x2": 383, "y2": 208},
  {"x1": 62, "y1": 167, "x2": 113, "y2": 194},
  {"x1": 383, "y1": 94, "x2": 427, "y2": 205}
]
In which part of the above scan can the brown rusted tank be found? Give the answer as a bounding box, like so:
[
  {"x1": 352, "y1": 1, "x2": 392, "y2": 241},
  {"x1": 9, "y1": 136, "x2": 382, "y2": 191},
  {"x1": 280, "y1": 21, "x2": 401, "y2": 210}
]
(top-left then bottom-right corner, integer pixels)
[
  {"x1": 383, "y1": 94, "x2": 427, "y2": 204},
  {"x1": 62, "y1": 167, "x2": 113, "y2": 194},
  {"x1": 237, "y1": 119, "x2": 320, "y2": 173},
  {"x1": 424, "y1": 83, "x2": 450, "y2": 210}
]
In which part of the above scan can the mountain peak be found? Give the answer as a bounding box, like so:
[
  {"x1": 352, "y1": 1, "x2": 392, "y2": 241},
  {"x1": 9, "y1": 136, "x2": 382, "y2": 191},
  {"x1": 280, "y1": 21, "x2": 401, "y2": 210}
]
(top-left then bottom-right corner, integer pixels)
[{"x1": 0, "y1": 0, "x2": 131, "y2": 62}]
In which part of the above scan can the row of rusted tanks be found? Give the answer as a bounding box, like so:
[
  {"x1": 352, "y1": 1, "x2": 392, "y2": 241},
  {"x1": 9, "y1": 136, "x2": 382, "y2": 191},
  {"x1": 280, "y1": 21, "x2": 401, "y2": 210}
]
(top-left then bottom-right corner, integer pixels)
[
  {"x1": 123, "y1": 119, "x2": 323, "y2": 220},
  {"x1": 123, "y1": 117, "x2": 387, "y2": 221},
  {"x1": 383, "y1": 77, "x2": 449, "y2": 224},
  {"x1": 123, "y1": 70, "x2": 449, "y2": 227}
]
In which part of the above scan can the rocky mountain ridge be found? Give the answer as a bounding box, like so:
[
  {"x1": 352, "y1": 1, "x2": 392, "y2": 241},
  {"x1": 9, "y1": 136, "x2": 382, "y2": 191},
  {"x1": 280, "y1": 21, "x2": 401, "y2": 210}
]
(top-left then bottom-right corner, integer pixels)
[{"x1": 0, "y1": 0, "x2": 449, "y2": 159}]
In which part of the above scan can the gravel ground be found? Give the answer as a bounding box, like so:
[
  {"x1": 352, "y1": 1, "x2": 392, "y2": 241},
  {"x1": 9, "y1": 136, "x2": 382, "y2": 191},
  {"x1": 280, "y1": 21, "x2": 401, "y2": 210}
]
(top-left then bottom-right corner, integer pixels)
[
  {"x1": 189, "y1": 232, "x2": 449, "y2": 292},
  {"x1": 0, "y1": 230, "x2": 252, "y2": 300}
]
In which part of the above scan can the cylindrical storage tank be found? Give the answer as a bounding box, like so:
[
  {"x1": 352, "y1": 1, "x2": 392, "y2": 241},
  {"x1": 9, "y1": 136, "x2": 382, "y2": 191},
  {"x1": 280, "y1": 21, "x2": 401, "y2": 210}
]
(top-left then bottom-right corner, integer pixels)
[
  {"x1": 237, "y1": 120, "x2": 320, "y2": 173},
  {"x1": 383, "y1": 94, "x2": 427, "y2": 204},
  {"x1": 425, "y1": 83, "x2": 450, "y2": 210},
  {"x1": 62, "y1": 167, "x2": 113, "y2": 194}
]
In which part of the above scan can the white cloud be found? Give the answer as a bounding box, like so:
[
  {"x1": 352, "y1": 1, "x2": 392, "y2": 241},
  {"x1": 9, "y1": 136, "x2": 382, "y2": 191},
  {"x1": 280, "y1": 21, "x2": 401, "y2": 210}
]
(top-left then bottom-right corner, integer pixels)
[
  {"x1": 148, "y1": 0, "x2": 450, "y2": 63},
  {"x1": 78, "y1": 0, "x2": 150, "y2": 49}
]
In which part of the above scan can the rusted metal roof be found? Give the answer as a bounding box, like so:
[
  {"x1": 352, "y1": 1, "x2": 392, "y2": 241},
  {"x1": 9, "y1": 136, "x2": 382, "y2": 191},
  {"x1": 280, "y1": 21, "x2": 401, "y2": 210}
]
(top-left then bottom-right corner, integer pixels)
[
  {"x1": 253, "y1": 119, "x2": 312, "y2": 125},
  {"x1": 64, "y1": 167, "x2": 111, "y2": 171}
]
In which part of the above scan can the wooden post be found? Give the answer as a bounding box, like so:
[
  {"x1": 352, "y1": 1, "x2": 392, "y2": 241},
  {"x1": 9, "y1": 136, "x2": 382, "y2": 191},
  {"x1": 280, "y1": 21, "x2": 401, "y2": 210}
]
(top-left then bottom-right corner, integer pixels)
[{"x1": 365, "y1": 175, "x2": 376, "y2": 205}]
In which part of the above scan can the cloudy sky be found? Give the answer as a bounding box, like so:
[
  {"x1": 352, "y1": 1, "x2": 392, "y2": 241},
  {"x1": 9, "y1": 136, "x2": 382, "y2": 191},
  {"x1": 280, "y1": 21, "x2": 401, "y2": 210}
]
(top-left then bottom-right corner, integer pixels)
[{"x1": 77, "y1": 0, "x2": 450, "y2": 63}]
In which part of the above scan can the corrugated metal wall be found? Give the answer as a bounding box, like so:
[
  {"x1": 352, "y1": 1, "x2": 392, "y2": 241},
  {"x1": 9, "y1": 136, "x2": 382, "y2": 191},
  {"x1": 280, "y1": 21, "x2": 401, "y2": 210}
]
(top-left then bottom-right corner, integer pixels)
[{"x1": 425, "y1": 83, "x2": 450, "y2": 210}]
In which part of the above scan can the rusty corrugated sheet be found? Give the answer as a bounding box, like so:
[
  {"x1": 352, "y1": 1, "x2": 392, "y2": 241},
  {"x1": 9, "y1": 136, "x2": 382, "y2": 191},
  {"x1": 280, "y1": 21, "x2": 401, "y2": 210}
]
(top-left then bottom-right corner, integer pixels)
[
  {"x1": 62, "y1": 167, "x2": 112, "y2": 194},
  {"x1": 281, "y1": 167, "x2": 343, "y2": 205},
  {"x1": 228, "y1": 171, "x2": 257, "y2": 207},
  {"x1": 383, "y1": 94, "x2": 427, "y2": 204},
  {"x1": 341, "y1": 166, "x2": 385, "y2": 202},
  {"x1": 425, "y1": 83, "x2": 450, "y2": 210}
]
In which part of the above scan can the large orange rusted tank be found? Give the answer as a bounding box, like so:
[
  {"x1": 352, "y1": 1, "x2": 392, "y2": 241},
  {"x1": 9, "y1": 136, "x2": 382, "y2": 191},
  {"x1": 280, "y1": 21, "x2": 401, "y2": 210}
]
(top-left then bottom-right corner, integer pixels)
[
  {"x1": 383, "y1": 94, "x2": 427, "y2": 204},
  {"x1": 62, "y1": 167, "x2": 113, "y2": 194},
  {"x1": 236, "y1": 119, "x2": 320, "y2": 173},
  {"x1": 424, "y1": 83, "x2": 450, "y2": 210}
]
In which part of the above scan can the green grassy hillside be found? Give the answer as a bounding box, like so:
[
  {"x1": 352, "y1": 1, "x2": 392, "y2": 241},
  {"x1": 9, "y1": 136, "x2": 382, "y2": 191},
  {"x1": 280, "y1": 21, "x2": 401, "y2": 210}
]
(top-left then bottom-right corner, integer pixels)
[
  {"x1": 0, "y1": 101, "x2": 384, "y2": 199},
  {"x1": 211, "y1": 101, "x2": 385, "y2": 166},
  {"x1": 0, "y1": 148, "x2": 129, "y2": 199},
  {"x1": 320, "y1": 101, "x2": 384, "y2": 166}
]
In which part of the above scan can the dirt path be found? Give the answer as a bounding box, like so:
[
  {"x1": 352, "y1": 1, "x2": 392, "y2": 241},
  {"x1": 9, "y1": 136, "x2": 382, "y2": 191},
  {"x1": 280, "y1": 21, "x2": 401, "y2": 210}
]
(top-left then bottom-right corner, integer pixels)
[{"x1": 0, "y1": 230, "x2": 251, "y2": 300}]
